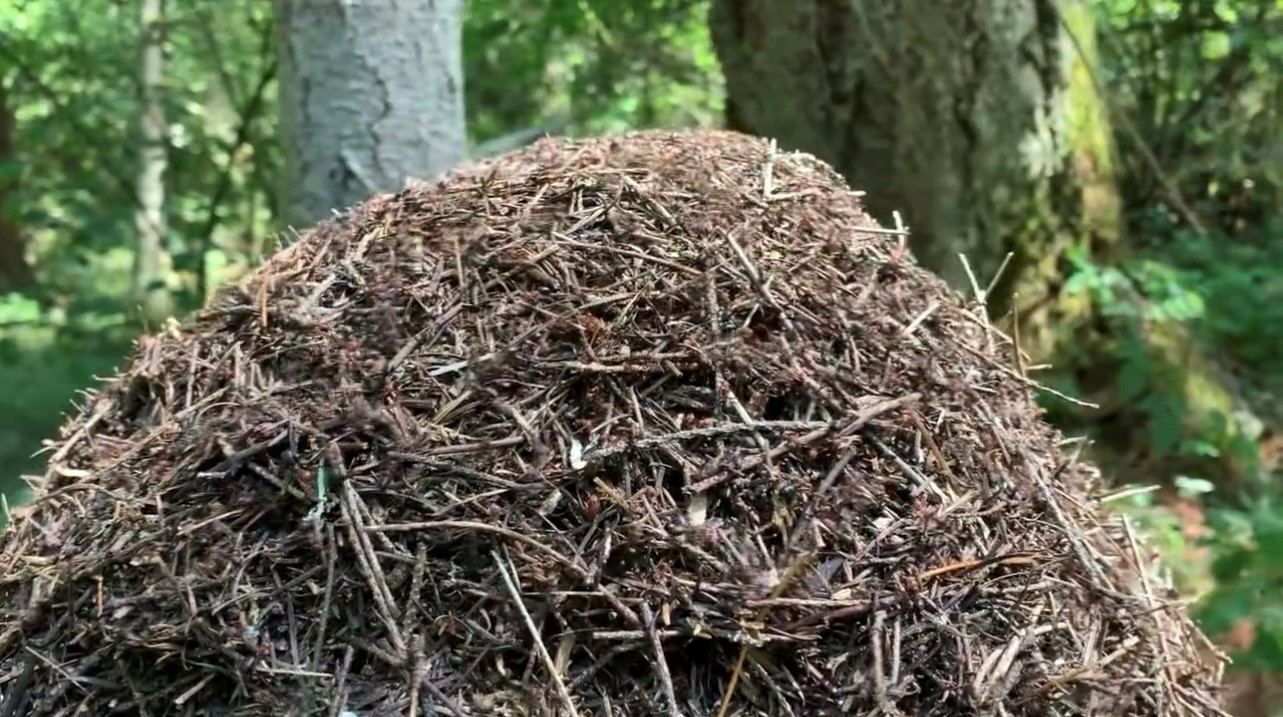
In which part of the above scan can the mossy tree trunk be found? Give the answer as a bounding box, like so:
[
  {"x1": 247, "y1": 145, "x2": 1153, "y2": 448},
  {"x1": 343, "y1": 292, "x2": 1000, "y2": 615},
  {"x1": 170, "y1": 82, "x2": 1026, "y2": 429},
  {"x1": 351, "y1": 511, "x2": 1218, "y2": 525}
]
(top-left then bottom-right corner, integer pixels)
[
  {"x1": 710, "y1": 0, "x2": 1117, "y2": 353},
  {"x1": 709, "y1": 0, "x2": 1258, "y2": 487}
]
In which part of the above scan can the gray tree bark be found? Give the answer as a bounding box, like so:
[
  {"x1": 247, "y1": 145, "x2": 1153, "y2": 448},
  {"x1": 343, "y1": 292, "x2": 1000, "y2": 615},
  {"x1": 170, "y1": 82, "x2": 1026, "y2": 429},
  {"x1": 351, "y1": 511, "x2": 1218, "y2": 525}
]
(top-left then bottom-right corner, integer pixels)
[
  {"x1": 133, "y1": 0, "x2": 173, "y2": 324},
  {"x1": 708, "y1": 0, "x2": 1120, "y2": 323},
  {"x1": 709, "y1": 0, "x2": 1261, "y2": 493},
  {"x1": 274, "y1": 0, "x2": 467, "y2": 229}
]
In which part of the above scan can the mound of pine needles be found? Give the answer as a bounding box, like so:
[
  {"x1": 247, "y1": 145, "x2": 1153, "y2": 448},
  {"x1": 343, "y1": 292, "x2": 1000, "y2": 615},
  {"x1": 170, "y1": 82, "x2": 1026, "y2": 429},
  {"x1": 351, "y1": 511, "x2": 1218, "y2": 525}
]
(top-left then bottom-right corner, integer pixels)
[{"x1": 0, "y1": 129, "x2": 1225, "y2": 716}]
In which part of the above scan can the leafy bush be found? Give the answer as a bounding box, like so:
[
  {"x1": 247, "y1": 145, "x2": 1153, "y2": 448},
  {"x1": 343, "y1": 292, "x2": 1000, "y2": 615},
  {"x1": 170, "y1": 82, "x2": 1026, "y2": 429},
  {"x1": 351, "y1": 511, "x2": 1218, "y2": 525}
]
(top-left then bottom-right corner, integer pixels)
[{"x1": 1088, "y1": 0, "x2": 1283, "y2": 676}]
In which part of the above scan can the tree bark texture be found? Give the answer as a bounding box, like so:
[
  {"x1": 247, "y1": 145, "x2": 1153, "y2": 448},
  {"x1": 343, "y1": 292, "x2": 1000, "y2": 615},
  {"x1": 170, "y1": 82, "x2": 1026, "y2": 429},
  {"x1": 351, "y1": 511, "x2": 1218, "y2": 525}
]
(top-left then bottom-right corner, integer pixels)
[
  {"x1": 274, "y1": 0, "x2": 467, "y2": 229},
  {"x1": 133, "y1": 0, "x2": 174, "y2": 324},
  {"x1": 710, "y1": 0, "x2": 1120, "y2": 349},
  {"x1": 710, "y1": 0, "x2": 1260, "y2": 488}
]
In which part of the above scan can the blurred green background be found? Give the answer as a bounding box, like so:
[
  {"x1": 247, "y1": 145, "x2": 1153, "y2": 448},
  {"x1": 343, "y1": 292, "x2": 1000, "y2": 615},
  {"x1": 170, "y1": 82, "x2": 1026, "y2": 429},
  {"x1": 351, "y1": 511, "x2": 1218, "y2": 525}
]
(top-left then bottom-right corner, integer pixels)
[{"x1": 0, "y1": 0, "x2": 1280, "y2": 712}]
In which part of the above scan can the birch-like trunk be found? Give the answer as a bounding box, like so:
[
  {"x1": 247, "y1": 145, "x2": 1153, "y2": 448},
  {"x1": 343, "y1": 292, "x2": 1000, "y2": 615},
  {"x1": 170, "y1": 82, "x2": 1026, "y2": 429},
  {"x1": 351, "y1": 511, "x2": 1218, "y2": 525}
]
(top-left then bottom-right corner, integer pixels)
[
  {"x1": 274, "y1": 0, "x2": 467, "y2": 229},
  {"x1": 133, "y1": 0, "x2": 173, "y2": 324}
]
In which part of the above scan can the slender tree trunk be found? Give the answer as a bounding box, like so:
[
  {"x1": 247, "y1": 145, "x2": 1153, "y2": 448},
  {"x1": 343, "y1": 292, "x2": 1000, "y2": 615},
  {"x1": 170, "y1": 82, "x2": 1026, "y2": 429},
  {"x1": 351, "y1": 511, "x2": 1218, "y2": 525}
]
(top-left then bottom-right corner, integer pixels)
[
  {"x1": 133, "y1": 0, "x2": 173, "y2": 324},
  {"x1": 274, "y1": 0, "x2": 467, "y2": 229},
  {"x1": 0, "y1": 77, "x2": 33, "y2": 292}
]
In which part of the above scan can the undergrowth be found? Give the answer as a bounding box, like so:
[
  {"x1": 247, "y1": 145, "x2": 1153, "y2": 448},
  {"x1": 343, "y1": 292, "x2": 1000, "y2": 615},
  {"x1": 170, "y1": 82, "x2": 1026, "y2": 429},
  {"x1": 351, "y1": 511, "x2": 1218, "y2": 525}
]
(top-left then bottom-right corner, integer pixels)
[{"x1": 1064, "y1": 214, "x2": 1283, "y2": 673}]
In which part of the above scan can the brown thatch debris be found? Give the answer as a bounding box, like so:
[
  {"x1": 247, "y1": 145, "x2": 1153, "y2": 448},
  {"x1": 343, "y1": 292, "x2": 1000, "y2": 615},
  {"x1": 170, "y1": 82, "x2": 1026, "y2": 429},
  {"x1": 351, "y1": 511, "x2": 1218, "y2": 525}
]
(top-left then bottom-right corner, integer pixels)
[{"x1": 0, "y1": 129, "x2": 1226, "y2": 716}]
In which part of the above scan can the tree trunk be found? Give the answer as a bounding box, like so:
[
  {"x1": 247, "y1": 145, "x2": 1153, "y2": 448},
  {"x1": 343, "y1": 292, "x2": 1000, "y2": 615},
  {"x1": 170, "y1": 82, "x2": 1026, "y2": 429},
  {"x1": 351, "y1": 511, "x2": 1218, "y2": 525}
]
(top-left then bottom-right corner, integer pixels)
[
  {"x1": 709, "y1": 0, "x2": 1258, "y2": 488},
  {"x1": 133, "y1": 0, "x2": 174, "y2": 324},
  {"x1": 274, "y1": 0, "x2": 467, "y2": 229},
  {"x1": 0, "y1": 76, "x2": 34, "y2": 292},
  {"x1": 710, "y1": 0, "x2": 1119, "y2": 352}
]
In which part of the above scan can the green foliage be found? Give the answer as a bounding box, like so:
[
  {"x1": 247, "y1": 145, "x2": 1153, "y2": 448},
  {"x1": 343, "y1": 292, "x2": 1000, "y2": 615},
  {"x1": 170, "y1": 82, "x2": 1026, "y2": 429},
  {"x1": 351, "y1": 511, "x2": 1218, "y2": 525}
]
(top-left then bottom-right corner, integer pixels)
[
  {"x1": 1141, "y1": 215, "x2": 1283, "y2": 382},
  {"x1": 1, "y1": 0, "x2": 279, "y2": 304},
  {"x1": 1058, "y1": 190, "x2": 1281, "y2": 484},
  {"x1": 1197, "y1": 499, "x2": 1283, "y2": 671},
  {"x1": 1088, "y1": 0, "x2": 1283, "y2": 677},
  {"x1": 1064, "y1": 0, "x2": 1282, "y2": 478},
  {"x1": 1094, "y1": 0, "x2": 1283, "y2": 218},
  {"x1": 1061, "y1": 245, "x2": 1254, "y2": 465},
  {"x1": 464, "y1": 0, "x2": 723, "y2": 141},
  {"x1": 0, "y1": 0, "x2": 280, "y2": 495},
  {"x1": 1109, "y1": 481, "x2": 1283, "y2": 674},
  {"x1": 0, "y1": 292, "x2": 133, "y2": 496}
]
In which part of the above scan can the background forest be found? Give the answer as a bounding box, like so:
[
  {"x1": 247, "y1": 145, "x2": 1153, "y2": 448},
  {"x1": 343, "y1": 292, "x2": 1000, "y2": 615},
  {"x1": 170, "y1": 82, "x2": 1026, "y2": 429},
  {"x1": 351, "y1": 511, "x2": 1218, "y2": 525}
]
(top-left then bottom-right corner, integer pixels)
[{"x1": 0, "y1": 0, "x2": 1280, "y2": 713}]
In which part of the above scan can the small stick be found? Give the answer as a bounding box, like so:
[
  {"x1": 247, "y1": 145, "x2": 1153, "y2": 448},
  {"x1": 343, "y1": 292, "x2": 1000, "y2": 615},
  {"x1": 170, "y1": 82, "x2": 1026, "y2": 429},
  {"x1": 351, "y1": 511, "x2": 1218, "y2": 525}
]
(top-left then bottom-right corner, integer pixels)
[
  {"x1": 640, "y1": 603, "x2": 682, "y2": 717},
  {"x1": 984, "y1": 251, "x2": 1015, "y2": 298},
  {"x1": 1122, "y1": 515, "x2": 1176, "y2": 689},
  {"x1": 492, "y1": 550, "x2": 581, "y2": 717},
  {"x1": 725, "y1": 230, "x2": 797, "y2": 339},
  {"x1": 762, "y1": 137, "x2": 777, "y2": 197},
  {"x1": 868, "y1": 436, "x2": 949, "y2": 502},
  {"x1": 957, "y1": 253, "x2": 993, "y2": 354},
  {"x1": 716, "y1": 553, "x2": 813, "y2": 717},
  {"x1": 902, "y1": 301, "x2": 940, "y2": 337},
  {"x1": 872, "y1": 610, "x2": 892, "y2": 712},
  {"x1": 311, "y1": 526, "x2": 337, "y2": 666},
  {"x1": 407, "y1": 635, "x2": 425, "y2": 717},
  {"x1": 910, "y1": 411, "x2": 958, "y2": 483},
  {"x1": 959, "y1": 253, "x2": 985, "y2": 304},
  {"x1": 583, "y1": 419, "x2": 834, "y2": 464},
  {"x1": 850, "y1": 224, "x2": 910, "y2": 237},
  {"x1": 327, "y1": 645, "x2": 355, "y2": 717},
  {"x1": 372, "y1": 520, "x2": 588, "y2": 579},
  {"x1": 340, "y1": 485, "x2": 406, "y2": 659},
  {"x1": 1011, "y1": 291, "x2": 1026, "y2": 377},
  {"x1": 45, "y1": 405, "x2": 110, "y2": 466},
  {"x1": 952, "y1": 340, "x2": 1099, "y2": 408}
]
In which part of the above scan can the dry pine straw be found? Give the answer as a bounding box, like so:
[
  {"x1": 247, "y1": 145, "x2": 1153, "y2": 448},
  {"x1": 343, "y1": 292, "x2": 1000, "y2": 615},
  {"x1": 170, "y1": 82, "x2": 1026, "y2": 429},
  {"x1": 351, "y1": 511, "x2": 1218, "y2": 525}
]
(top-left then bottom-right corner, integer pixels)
[{"x1": 0, "y1": 129, "x2": 1225, "y2": 716}]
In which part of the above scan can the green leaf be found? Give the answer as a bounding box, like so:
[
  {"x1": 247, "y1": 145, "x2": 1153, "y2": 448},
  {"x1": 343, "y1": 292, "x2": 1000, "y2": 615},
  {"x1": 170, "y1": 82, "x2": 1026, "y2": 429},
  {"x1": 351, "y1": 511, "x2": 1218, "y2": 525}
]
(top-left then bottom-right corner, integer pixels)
[
  {"x1": 1246, "y1": 626, "x2": 1283, "y2": 671},
  {"x1": 0, "y1": 158, "x2": 22, "y2": 182},
  {"x1": 1209, "y1": 546, "x2": 1252, "y2": 583},
  {"x1": 1115, "y1": 356, "x2": 1150, "y2": 402},
  {"x1": 1252, "y1": 517, "x2": 1283, "y2": 569},
  {"x1": 1197, "y1": 583, "x2": 1259, "y2": 634},
  {"x1": 1178, "y1": 439, "x2": 1219, "y2": 458},
  {"x1": 1144, "y1": 399, "x2": 1184, "y2": 455},
  {"x1": 1173, "y1": 475, "x2": 1215, "y2": 496},
  {"x1": 1063, "y1": 270, "x2": 1093, "y2": 295}
]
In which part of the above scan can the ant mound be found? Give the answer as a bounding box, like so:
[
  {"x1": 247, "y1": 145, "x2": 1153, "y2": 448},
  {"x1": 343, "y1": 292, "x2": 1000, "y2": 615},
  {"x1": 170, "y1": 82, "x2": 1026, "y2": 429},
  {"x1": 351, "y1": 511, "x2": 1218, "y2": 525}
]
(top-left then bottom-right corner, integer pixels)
[{"x1": 0, "y1": 130, "x2": 1224, "y2": 716}]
